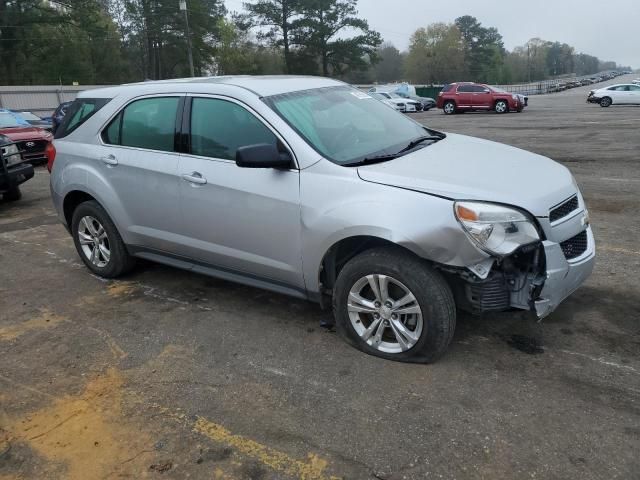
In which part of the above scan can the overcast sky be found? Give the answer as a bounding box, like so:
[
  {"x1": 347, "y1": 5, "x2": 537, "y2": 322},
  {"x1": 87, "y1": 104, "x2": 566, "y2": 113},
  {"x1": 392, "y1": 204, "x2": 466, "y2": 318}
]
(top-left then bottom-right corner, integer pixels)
[{"x1": 355, "y1": 0, "x2": 639, "y2": 68}]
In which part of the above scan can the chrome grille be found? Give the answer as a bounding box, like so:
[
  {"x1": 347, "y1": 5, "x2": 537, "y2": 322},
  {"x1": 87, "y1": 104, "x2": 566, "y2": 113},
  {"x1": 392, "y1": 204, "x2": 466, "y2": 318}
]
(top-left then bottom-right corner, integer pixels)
[
  {"x1": 560, "y1": 230, "x2": 588, "y2": 260},
  {"x1": 549, "y1": 195, "x2": 579, "y2": 223}
]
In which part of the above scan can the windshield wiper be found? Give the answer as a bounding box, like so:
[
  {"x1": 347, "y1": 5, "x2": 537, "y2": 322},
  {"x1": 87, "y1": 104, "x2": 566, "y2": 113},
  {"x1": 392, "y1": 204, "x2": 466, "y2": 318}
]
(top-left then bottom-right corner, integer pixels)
[
  {"x1": 395, "y1": 135, "x2": 444, "y2": 155},
  {"x1": 345, "y1": 133, "x2": 446, "y2": 167},
  {"x1": 345, "y1": 153, "x2": 400, "y2": 166}
]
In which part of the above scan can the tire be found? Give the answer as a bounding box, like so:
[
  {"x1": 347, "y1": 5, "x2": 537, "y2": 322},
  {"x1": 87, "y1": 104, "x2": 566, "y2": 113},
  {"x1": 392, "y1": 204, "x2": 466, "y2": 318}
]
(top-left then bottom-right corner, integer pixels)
[
  {"x1": 495, "y1": 100, "x2": 509, "y2": 114},
  {"x1": 443, "y1": 101, "x2": 456, "y2": 115},
  {"x1": 600, "y1": 97, "x2": 612, "y2": 107},
  {"x1": 2, "y1": 186, "x2": 21, "y2": 202},
  {"x1": 333, "y1": 247, "x2": 456, "y2": 363},
  {"x1": 71, "y1": 200, "x2": 135, "y2": 278}
]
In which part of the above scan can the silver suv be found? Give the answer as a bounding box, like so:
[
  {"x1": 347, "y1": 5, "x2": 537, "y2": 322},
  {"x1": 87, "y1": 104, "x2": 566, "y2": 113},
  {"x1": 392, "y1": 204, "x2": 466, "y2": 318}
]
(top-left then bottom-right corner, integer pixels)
[{"x1": 50, "y1": 76, "x2": 595, "y2": 363}]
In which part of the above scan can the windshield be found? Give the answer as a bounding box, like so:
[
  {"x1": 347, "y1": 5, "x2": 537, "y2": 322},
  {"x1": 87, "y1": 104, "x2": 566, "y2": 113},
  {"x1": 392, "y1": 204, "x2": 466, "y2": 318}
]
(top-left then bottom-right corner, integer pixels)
[
  {"x1": 489, "y1": 86, "x2": 509, "y2": 93},
  {"x1": 0, "y1": 113, "x2": 26, "y2": 128},
  {"x1": 264, "y1": 86, "x2": 428, "y2": 165}
]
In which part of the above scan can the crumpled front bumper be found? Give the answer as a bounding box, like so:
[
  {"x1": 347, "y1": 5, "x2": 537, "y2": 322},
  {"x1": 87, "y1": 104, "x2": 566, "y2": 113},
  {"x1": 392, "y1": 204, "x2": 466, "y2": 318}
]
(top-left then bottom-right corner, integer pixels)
[{"x1": 534, "y1": 226, "x2": 595, "y2": 318}]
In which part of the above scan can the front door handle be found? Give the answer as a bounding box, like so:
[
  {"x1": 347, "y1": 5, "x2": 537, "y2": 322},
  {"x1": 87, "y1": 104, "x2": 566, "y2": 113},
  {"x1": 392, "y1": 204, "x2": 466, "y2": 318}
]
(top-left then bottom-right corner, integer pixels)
[
  {"x1": 100, "y1": 154, "x2": 118, "y2": 166},
  {"x1": 181, "y1": 172, "x2": 207, "y2": 185}
]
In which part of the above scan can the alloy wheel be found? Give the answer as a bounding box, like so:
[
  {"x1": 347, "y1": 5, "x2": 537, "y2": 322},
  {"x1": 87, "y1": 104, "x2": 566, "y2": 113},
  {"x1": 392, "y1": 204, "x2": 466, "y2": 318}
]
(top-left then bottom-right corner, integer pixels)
[
  {"x1": 444, "y1": 103, "x2": 455, "y2": 114},
  {"x1": 77, "y1": 216, "x2": 110, "y2": 268},
  {"x1": 495, "y1": 101, "x2": 507, "y2": 113},
  {"x1": 347, "y1": 274, "x2": 423, "y2": 354}
]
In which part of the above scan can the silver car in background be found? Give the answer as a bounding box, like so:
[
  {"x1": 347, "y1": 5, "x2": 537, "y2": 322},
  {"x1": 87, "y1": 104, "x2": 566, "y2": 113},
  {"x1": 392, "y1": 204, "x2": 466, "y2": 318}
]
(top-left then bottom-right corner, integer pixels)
[{"x1": 49, "y1": 76, "x2": 595, "y2": 363}]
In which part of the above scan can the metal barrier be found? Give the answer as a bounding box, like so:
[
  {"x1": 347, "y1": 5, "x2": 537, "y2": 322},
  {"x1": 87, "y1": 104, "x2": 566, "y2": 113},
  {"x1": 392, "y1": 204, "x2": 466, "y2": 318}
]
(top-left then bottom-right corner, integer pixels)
[{"x1": 0, "y1": 85, "x2": 107, "y2": 115}]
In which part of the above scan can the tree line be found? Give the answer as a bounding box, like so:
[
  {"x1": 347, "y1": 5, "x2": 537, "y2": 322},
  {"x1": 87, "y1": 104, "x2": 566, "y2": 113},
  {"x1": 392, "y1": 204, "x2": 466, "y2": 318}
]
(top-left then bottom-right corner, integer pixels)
[
  {"x1": 377, "y1": 16, "x2": 630, "y2": 85},
  {"x1": 0, "y1": 1, "x2": 630, "y2": 86}
]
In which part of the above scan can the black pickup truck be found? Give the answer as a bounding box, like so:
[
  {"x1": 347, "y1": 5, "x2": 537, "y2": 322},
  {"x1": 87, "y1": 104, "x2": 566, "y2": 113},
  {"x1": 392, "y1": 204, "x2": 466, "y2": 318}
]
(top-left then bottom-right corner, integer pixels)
[{"x1": 0, "y1": 133, "x2": 34, "y2": 202}]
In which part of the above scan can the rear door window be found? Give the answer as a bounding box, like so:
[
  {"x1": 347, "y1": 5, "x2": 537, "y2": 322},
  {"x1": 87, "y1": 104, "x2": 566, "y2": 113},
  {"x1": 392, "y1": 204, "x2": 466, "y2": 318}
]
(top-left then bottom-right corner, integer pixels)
[
  {"x1": 102, "y1": 97, "x2": 180, "y2": 152},
  {"x1": 55, "y1": 98, "x2": 111, "y2": 138}
]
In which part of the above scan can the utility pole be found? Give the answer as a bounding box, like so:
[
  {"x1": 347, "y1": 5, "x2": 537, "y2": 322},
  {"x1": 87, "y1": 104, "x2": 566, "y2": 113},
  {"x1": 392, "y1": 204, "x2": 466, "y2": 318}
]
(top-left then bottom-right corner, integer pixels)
[{"x1": 179, "y1": 0, "x2": 195, "y2": 77}]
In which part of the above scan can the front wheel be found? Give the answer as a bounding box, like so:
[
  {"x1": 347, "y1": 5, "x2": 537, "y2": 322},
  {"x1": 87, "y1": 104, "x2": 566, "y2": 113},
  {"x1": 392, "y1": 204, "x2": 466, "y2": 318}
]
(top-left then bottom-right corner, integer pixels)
[
  {"x1": 495, "y1": 100, "x2": 509, "y2": 113},
  {"x1": 600, "y1": 97, "x2": 612, "y2": 107},
  {"x1": 443, "y1": 101, "x2": 456, "y2": 115},
  {"x1": 333, "y1": 248, "x2": 456, "y2": 363}
]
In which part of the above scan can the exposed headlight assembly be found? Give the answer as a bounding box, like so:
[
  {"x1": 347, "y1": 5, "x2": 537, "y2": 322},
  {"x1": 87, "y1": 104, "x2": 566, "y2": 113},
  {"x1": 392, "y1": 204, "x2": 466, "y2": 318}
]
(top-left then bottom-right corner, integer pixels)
[
  {"x1": 454, "y1": 201, "x2": 540, "y2": 256},
  {"x1": 1, "y1": 143, "x2": 22, "y2": 167}
]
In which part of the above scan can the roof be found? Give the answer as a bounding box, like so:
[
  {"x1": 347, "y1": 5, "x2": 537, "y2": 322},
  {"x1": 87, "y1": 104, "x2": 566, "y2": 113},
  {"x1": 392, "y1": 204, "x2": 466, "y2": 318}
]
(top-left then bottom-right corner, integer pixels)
[{"x1": 79, "y1": 75, "x2": 346, "y2": 99}]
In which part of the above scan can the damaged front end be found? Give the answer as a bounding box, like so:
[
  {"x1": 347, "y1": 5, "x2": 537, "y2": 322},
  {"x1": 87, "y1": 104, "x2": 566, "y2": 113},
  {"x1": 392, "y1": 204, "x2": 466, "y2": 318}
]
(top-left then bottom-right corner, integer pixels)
[
  {"x1": 444, "y1": 200, "x2": 595, "y2": 319},
  {"x1": 443, "y1": 242, "x2": 546, "y2": 317}
]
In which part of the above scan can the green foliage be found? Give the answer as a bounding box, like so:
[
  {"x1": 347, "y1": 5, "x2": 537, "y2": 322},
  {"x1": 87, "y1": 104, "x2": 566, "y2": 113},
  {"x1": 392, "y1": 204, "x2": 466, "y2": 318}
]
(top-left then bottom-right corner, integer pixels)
[
  {"x1": 454, "y1": 15, "x2": 504, "y2": 83},
  {"x1": 373, "y1": 43, "x2": 404, "y2": 83},
  {"x1": 0, "y1": 0, "x2": 128, "y2": 84},
  {"x1": 405, "y1": 23, "x2": 465, "y2": 84},
  {"x1": 241, "y1": 0, "x2": 303, "y2": 73},
  {"x1": 0, "y1": 6, "x2": 627, "y2": 85},
  {"x1": 403, "y1": 17, "x2": 619, "y2": 86},
  {"x1": 215, "y1": 17, "x2": 284, "y2": 75},
  {"x1": 295, "y1": 0, "x2": 381, "y2": 76}
]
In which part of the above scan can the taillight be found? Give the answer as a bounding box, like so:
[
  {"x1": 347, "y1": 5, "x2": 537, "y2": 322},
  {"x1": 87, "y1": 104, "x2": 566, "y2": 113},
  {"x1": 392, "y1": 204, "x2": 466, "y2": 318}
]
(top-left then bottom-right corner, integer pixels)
[{"x1": 46, "y1": 142, "x2": 56, "y2": 173}]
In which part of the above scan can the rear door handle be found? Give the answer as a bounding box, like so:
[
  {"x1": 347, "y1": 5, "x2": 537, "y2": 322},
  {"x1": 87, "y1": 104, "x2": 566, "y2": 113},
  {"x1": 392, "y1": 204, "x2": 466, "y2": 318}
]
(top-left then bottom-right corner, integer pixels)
[
  {"x1": 181, "y1": 172, "x2": 207, "y2": 185},
  {"x1": 100, "y1": 154, "x2": 118, "y2": 166}
]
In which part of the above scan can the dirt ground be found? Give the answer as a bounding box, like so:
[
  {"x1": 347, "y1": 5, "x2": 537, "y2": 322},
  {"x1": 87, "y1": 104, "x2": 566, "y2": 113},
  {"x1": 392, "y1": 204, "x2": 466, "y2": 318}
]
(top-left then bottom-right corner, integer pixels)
[{"x1": 1, "y1": 75, "x2": 639, "y2": 480}]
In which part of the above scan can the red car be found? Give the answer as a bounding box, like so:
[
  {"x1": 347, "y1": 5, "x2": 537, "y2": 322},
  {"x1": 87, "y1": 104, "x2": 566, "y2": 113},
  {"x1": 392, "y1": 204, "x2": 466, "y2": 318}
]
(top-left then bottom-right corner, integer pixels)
[
  {"x1": 436, "y1": 82, "x2": 524, "y2": 115},
  {"x1": 0, "y1": 110, "x2": 53, "y2": 164}
]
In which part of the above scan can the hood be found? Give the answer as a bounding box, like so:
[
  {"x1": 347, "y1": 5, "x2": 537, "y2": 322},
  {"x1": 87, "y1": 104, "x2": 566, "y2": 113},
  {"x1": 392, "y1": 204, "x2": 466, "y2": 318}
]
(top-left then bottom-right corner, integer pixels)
[
  {"x1": 0, "y1": 126, "x2": 53, "y2": 141},
  {"x1": 357, "y1": 133, "x2": 576, "y2": 218}
]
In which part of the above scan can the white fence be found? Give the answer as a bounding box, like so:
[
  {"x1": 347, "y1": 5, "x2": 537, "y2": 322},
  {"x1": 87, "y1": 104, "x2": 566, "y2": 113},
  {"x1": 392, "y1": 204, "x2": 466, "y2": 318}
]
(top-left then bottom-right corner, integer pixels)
[{"x1": 0, "y1": 85, "x2": 107, "y2": 115}]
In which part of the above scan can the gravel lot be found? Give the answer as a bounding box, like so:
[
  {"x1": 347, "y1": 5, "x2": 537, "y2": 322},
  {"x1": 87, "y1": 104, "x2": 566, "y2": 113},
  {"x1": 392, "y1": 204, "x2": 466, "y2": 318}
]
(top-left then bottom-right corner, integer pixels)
[{"x1": 1, "y1": 75, "x2": 638, "y2": 480}]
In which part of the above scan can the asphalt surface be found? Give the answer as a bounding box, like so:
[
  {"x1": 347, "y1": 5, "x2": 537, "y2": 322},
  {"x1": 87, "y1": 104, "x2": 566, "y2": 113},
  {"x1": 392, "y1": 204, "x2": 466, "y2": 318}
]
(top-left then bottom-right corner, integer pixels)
[{"x1": 1, "y1": 75, "x2": 639, "y2": 480}]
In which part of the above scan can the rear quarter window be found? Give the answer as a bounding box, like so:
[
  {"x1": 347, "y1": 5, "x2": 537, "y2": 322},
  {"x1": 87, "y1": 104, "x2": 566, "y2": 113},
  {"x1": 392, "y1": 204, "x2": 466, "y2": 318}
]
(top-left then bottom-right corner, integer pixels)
[{"x1": 55, "y1": 98, "x2": 111, "y2": 139}]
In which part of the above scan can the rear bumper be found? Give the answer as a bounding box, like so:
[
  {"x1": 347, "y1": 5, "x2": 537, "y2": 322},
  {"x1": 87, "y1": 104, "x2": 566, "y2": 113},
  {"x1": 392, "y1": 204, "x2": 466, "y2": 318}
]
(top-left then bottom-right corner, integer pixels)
[
  {"x1": 534, "y1": 226, "x2": 595, "y2": 318},
  {"x1": 0, "y1": 162, "x2": 34, "y2": 193}
]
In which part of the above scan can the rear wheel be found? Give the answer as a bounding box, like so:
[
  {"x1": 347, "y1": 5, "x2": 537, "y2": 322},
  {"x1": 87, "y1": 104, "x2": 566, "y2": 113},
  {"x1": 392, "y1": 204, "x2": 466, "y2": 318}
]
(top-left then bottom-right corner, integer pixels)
[
  {"x1": 495, "y1": 100, "x2": 509, "y2": 113},
  {"x1": 443, "y1": 101, "x2": 456, "y2": 115},
  {"x1": 600, "y1": 97, "x2": 612, "y2": 107},
  {"x1": 71, "y1": 200, "x2": 135, "y2": 278},
  {"x1": 2, "y1": 186, "x2": 21, "y2": 202},
  {"x1": 333, "y1": 248, "x2": 456, "y2": 363}
]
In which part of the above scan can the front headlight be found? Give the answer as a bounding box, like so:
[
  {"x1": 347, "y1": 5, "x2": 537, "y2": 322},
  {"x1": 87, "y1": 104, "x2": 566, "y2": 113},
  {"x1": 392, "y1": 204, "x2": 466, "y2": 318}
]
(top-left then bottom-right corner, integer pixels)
[
  {"x1": 454, "y1": 201, "x2": 540, "y2": 256},
  {"x1": 1, "y1": 143, "x2": 22, "y2": 166},
  {"x1": 512, "y1": 94, "x2": 518, "y2": 101}
]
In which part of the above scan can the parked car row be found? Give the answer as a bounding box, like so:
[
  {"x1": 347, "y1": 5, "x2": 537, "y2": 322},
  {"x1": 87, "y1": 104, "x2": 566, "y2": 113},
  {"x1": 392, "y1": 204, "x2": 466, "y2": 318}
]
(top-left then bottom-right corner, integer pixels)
[
  {"x1": 547, "y1": 71, "x2": 627, "y2": 92},
  {"x1": 368, "y1": 84, "x2": 436, "y2": 113}
]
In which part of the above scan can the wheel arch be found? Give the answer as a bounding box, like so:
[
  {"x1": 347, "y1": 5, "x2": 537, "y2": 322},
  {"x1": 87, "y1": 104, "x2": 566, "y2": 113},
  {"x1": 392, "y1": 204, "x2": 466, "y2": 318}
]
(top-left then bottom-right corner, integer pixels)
[
  {"x1": 63, "y1": 190, "x2": 96, "y2": 228},
  {"x1": 316, "y1": 235, "x2": 427, "y2": 307}
]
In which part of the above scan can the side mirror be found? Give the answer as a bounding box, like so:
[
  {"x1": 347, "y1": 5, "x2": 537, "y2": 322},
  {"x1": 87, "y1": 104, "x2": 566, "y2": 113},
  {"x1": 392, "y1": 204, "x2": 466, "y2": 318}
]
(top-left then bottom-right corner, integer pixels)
[{"x1": 236, "y1": 143, "x2": 292, "y2": 169}]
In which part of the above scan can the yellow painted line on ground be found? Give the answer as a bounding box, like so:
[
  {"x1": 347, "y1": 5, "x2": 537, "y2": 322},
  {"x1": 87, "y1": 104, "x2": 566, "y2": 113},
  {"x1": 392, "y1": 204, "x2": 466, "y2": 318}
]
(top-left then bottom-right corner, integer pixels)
[
  {"x1": 0, "y1": 309, "x2": 67, "y2": 341},
  {"x1": 194, "y1": 417, "x2": 340, "y2": 480}
]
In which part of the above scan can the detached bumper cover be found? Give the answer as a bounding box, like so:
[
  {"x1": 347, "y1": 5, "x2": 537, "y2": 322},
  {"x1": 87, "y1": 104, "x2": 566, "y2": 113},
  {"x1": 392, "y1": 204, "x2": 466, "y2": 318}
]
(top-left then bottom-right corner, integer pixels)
[{"x1": 535, "y1": 226, "x2": 595, "y2": 318}]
